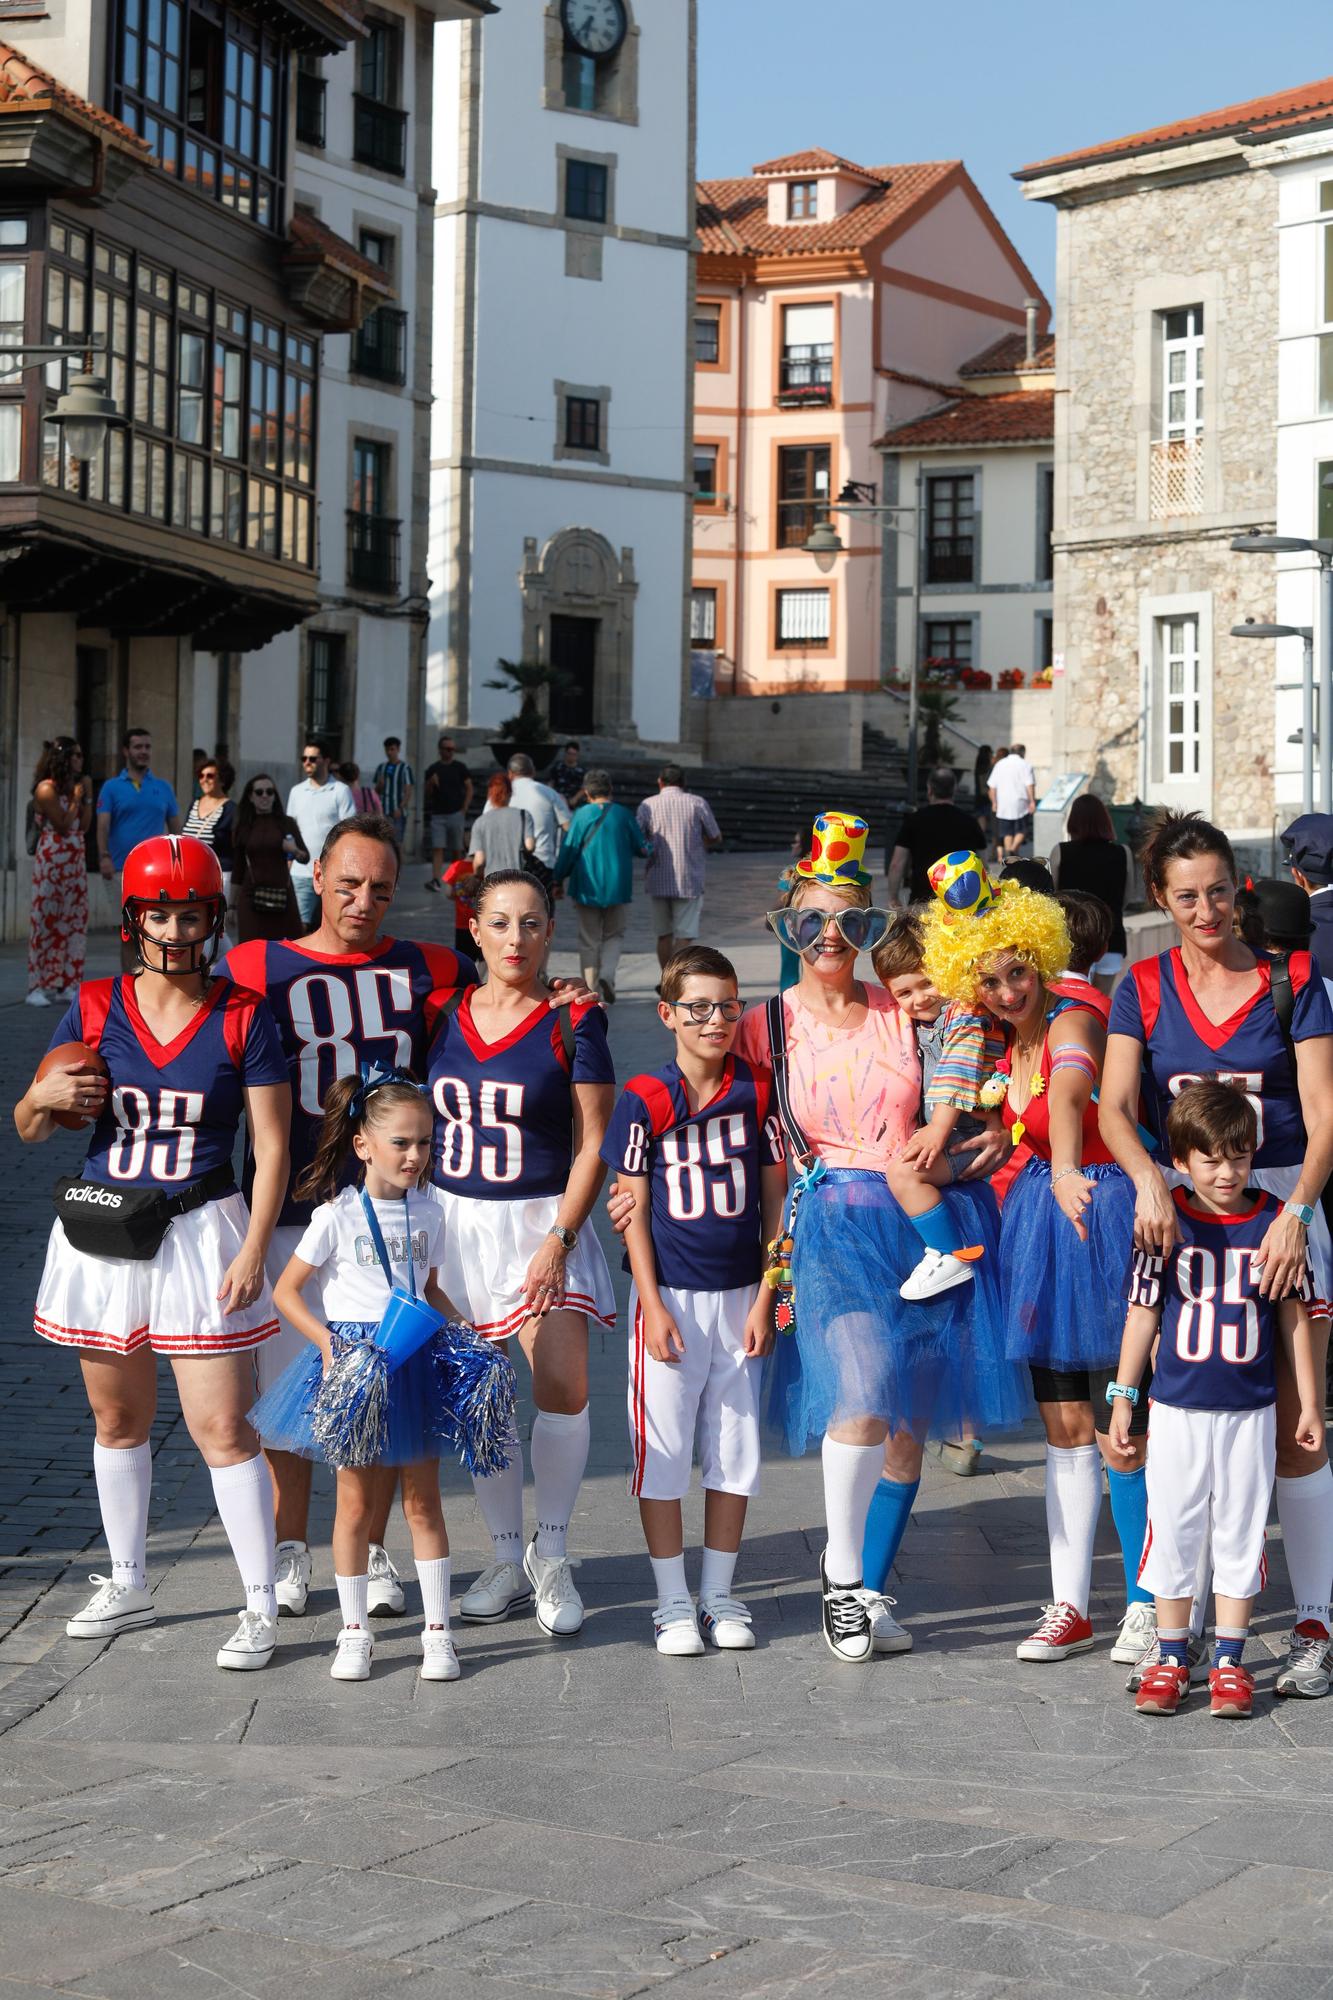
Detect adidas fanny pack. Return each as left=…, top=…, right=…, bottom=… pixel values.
left=53, top=1160, right=237, bottom=1260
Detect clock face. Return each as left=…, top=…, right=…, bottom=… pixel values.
left=561, top=0, right=627, bottom=58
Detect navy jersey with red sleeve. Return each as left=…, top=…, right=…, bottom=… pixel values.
left=216, top=935, right=474, bottom=1227
left=1127, top=1188, right=1311, bottom=1410
left=428, top=994, right=614, bottom=1201
left=1108, top=947, right=1333, bottom=1168
left=600, top=1056, right=786, bottom=1291
left=48, top=976, right=287, bottom=1191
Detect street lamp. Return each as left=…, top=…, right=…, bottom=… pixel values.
left=0, top=337, right=125, bottom=467
left=1232, top=529, right=1333, bottom=813
left=1231, top=617, right=1314, bottom=814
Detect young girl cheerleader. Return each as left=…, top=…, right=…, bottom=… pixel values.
left=250, top=1065, right=509, bottom=1683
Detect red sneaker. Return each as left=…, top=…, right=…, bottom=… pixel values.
left=1209, top=1661, right=1254, bottom=1719
left=1015, top=1601, right=1095, bottom=1661
left=1135, top=1659, right=1191, bottom=1715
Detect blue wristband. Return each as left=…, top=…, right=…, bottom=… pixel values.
left=1104, top=1380, right=1139, bottom=1408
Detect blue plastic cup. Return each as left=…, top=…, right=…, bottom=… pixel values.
left=374, top=1287, right=445, bottom=1371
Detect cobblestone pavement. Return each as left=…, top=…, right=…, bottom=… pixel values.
left=2, top=856, right=1333, bottom=1997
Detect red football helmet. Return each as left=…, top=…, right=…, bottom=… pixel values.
left=120, top=834, right=227, bottom=975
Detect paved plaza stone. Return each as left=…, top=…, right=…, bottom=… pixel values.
left=1, top=854, right=1332, bottom=1995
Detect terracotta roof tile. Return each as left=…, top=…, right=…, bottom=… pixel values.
left=877, top=390, right=1055, bottom=451
left=751, top=147, right=879, bottom=180
left=287, top=208, right=395, bottom=293
left=959, top=330, right=1055, bottom=376
left=697, top=158, right=960, bottom=259
left=1018, top=76, right=1333, bottom=178
left=0, top=42, right=148, bottom=151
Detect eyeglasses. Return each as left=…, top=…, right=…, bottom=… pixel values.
left=764, top=906, right=895, bottom=955
left=251, top=786, right=276, bottom=798
left=669, top=998, right=744, bottom=1023
left=301, top=754, right=319, bottom=765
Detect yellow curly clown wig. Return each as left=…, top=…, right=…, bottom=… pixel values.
left=921, top=869, right=1070, bottom=1009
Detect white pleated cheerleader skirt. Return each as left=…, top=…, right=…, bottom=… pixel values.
left=34, top=1191, right=279, bottom=1357
left=429, top=1186, right=617, bottom=1342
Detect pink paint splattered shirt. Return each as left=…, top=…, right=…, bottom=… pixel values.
left=734, top=986, right=921, bottom=1169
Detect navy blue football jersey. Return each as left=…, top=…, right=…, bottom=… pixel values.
left=1127, top=1188, right=1312, bottom=1410
left=428, top=993, right=614, bottom=1201
left=1109, top=947, right=1333, bottom=1169
left=217, top=936, right=474, bottom=1227
left=49, top=975, right=287, bottom=1191
left=600, top=1056, right=786, bottom=1291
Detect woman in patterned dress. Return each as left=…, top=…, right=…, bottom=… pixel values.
left=27, top=737, right=91, bottom=1006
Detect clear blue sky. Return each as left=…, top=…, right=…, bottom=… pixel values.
left=697, top=0, right=1333, bottom=300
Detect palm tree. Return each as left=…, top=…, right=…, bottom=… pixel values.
left=484, top=658, right=572, bottom=751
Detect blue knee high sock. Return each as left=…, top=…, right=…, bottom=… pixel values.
left=1105, top=1464, right=1152, bottom=1606
left=861, top=1476, right=921, bottom=1593
left=911, top=1203, right=966, bottom=1255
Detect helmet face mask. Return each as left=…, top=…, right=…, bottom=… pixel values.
left=124, top=898, right=226, bottom=976
left=119, top=835, right=226, bottom=977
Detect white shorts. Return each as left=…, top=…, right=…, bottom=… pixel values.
left=253, top=1222, right=309, bottom=1394
left=1140, top=1401, right=1275, bottom=1602
left=651, top=895, right=703, bottom=941
left=428, top=1185, right=617, bottom=1342
left=628, top=1283, right=762, bottom=1501
left=34, top=1192, right=278, bottom=1359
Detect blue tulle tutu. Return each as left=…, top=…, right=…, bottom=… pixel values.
left=999, top=1157, right=1136, bottom=1369
left=764, top=1168, right=1031, bottom=1455
left=248, top=1320, right=515, bottom=1471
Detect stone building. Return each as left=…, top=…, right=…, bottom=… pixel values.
left=1017, top=87, right=1313, bottom=836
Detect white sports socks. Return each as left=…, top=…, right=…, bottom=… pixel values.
left=336, top=1572, right=369, bottom=1629
left=650, top=1552, right=688, bottom=1606
left=471, top=1430, right=525, bottom=1564
left=1276, top=1463, right=1333, bottom=1629
left=417, top=1555, right=452, bottom=1630
left=209, top=1454, right=277, bottom=1621
left=821, top=1436, right=883, bottom=1585
left=700, top=1546, right=738, bottom=1603
left=93, top=1441, right=151, bottom=1592
left=531, top=1405, right=590, bottom=1558
left=1045, top=1443, right=1102, bottom=1615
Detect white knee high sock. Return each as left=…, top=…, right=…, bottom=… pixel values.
left=1277, top=1463, right=1333, bottom=1629
left=210, top=1455, right=277, bottom=1620
left=417, top=1555, right=452, bottom=1630
left=471, top=1430, right=525, bottom=1563
left=821, top=1437, right=884, bottom=1585
left=336, top=1573, right=369, bottom=1629
left=93, top=1442, right=152, bottom=1591
left=1046, top=1444, right=1101, bottom=1614
left=531, top=1406, right=590, bottom=1558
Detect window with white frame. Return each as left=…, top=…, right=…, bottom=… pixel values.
left=776, top=587, right=829, bottom=648
left=690, top=586, right=717, bottom=647
left=1158, top=614, right=1201, bottom=780
left=1161, top=307, right=1204, bottom=443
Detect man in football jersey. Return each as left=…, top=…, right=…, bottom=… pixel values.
left=600, top=946, right=787, bottom=1656
left=1110, top=1082, right=1324, bottom=1718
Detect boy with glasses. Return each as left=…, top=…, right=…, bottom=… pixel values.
left=601, top=946, right=787, bottom=1656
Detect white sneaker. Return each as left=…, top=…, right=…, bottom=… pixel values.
left=24, top=989, right=51, bottom=1006
left=698, top=1594, right=755, bottom=1651
left=867, top=1594, right=913, bottom=1655
left=420, top=1629, right=461, bottom=1681
left=524, top=1538, right=584, bottom=1637
left=900, top=1249, right=974, bottom=1302
left=216, top=1609, right=277, bottom=1671
left=1110, top=1600, right=1158, bottom=1665
left=367, top=1544, right=406, bottom=1616
left=274, top=1540, right=312, bottom=1616
left=1276, top=1622, right=1333, bottom=1699
left=458, top=1558, right=532, bottom=1623
left=1125, top=1631, right=1208, bottom=1692
left=654, top=1596, right=705, bottom=1656
left=65, top=1573, right=156, bottom=1639
left=330, top=1626, right=373, bottom=1680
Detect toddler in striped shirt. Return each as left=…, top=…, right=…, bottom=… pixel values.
left=874, top=911, right=1007, bottom=1302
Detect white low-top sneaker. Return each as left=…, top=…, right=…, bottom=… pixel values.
left=523, top=1539, right=584, bottom=1637
left=698, top=1594, right=755, bottom=1651
left=65, top=1574, right=156, bottom=1639
left=867, top=1594, right=913, bottom=1655
left=216, top=1609, right=277, bottom=1671
left=458, top=1559, right=532, bottom=1623
left=1110, top=1600, right=1158, bottom=1665
left=24, top=989, right=51, bottom=1007
left=1276, top=1621, right=1333, bottom=1699
left=420, top=1629, right=461, bottom=1681
left=274, top=1540, right=312, bottom=1617
left=900, top=1249, right=975, bottom=1302
left=1125, top=1631, right=1208, bottom=1692
left=654, top=1595, right=704, bottom=1656
left=330, top=1627, right=373, bottom=1681
left=367, top=1544, right=406, bottom=1616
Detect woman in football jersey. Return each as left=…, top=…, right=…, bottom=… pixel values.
left=14, top=835, right=292, bottom=1673
left=427, top=869, right=616, bottom=1639
left=1100, top=809, right=1333, bottom=1698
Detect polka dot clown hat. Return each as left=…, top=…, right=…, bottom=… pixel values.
left=795, top=811, right=871, bottom=888
left=927, top=849, right=999, bottom=920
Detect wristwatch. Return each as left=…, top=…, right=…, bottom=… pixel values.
left=1284, top=1200, right=1316, bottom=1228
left=1105, top=1381, right=1140, bottom=1407
left=547, top=1223, right=578, bottom=1251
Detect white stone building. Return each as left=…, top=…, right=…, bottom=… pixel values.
left=429, top=1, right=696, bottom=750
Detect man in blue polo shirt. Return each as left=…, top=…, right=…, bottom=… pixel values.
left=97, top=725, right=182, bottom=969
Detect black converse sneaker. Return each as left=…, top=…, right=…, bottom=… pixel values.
left=820, top=1552, right=873, bottom=1663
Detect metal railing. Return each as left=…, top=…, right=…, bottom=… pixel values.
left=351, top=307, right=407, bottom=385
left=352, top=94, right=408, bottom=176
left=925, top=537, right=975, bottom=584
left=777, top=343, right=833, bottom=405
left=347, top=510, right=400, bottom=591
left=1150, top=436, right=1204, bottom=518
